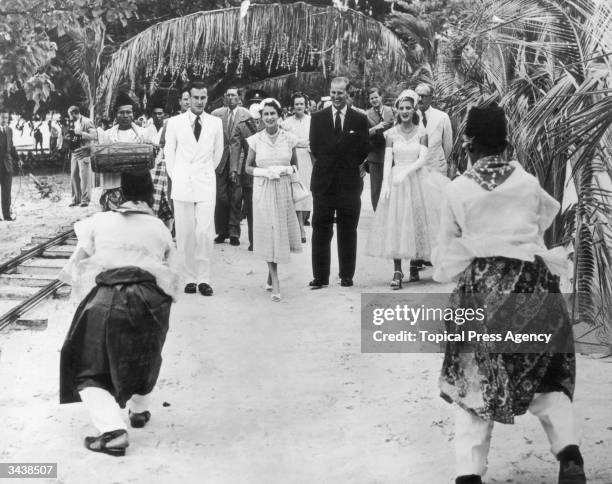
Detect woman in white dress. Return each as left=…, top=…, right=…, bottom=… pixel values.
left=245, top=98, right=302, bottom=301
left=366, top=90, right=448, bottom=287
left=281, top=92, right=313, bottom=242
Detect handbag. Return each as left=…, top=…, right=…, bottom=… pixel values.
left=289, top=169, right=309, bottom=203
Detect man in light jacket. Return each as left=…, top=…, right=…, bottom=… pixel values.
left=415, top=83, right=453, bottom=177
left=164, top=81, right=223, bottom=296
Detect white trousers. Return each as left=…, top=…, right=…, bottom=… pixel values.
left=455, top=392, right=577, bottom=477
left=79, top=387, right=150, bottom=434
left=173, top=200, right=215, bottom=284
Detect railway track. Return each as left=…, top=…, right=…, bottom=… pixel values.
left=0, top=228, right=76, bottom=331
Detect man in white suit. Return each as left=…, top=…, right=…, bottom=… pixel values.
left=415, top=83, right=453, bottom=177
left=164, top=81, right=223, bottom=296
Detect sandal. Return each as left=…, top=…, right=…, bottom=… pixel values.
left=390, top=271, right=403, bottom=290
left=129, top=410, right=151, bottom=429
left=84, top=429, right=129, bottom=457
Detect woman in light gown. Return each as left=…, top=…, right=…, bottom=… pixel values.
left=245, top=98, right=302, bottom=301
left=366, top=90, right=449, bottom=287
left=281, top=92, right=312, bottom=242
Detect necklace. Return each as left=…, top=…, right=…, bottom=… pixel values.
left=266, top=128, right=280, bottom=139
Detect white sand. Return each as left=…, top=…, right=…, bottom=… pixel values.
left=0, top=177, right=610, bottom=484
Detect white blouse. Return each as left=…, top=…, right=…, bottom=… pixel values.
left=60, top=208, right=179, bottom=300
left=433, top=162, right=567, bottom=281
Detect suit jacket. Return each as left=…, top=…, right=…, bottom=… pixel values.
left=211, top=106, right=250, bottom=174
left=0, top=127, right=19, bottom=173
left=163, top=111, right=223, bottom=203
left=366, top=105, right=394, bottom=164
left=309, top=106, right=369, bottom=198
left=421, top=106, right=453, bottom=175
left=229, top=117, right=265, bottom=188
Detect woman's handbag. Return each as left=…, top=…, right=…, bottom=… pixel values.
left=289, top=169, right=309, bottom=203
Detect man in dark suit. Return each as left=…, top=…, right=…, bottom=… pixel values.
left=0, top=111, right=20, bottom=221
left=212, top=87, right=251, bottom=246
left=365, top=87, right=394, bottom=210
left=309, top=77, right=369, bottom=288
left=229, top=90, right=267, bottom=252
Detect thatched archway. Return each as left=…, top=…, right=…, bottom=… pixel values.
left=97, top=2, right=412, bottom=114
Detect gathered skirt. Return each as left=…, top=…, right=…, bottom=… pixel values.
left=366, top=167, right=448, bottom=260
left=253, top=176, right=302, bottom=264
left=439, top=256, right=576, bottom=424
left=60, top=267, right=172, bottom=408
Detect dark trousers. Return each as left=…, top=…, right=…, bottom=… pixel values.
left=242, top=186, right=253, bottom=246
left=0, top=162, right=12, bottom=220
left=369, top=162, right=384, bottom=211
left=214, top=162, right=243, bottom=238
left=312, top=195, right=361, bottom=282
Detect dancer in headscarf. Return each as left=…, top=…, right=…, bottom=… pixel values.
left=59, top=172, right=178, bottom=456
left=434, top=104, right=584, bottom=484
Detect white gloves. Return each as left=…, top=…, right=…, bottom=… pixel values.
left=380, top=182, right=391, bottom=200
left=252, top=166, right=293, bottom=179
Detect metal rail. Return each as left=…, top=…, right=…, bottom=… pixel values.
left=0, top=229, right=74, bottom=275
left=0, top=229, right=75, bottom=331
left=0, top=280, right=65, bottom=331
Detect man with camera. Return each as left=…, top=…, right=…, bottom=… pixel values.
left=65, top=106, right=97, bottom=207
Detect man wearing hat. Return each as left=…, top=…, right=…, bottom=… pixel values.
left=211, top=88, right=251, bottom=246
left=228, top=89, right=267, bottom=251
left=65, top=105, right=97, bottom=207
left=97, top=92, right=153, bottom=211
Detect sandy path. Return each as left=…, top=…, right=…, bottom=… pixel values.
left=0, top=180, right=610, bottom=484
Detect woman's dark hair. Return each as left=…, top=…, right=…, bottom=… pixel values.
left=291, top=92, right=309, bottom=108
left=121, top=172, right=154, bottom=207
left=394, top=98, right=420, bottom=126
left=368, top=87, right=382, bottom=97
left=465, top=104, right=508, bottom=154
left=260, top=100, right=282, bottom=116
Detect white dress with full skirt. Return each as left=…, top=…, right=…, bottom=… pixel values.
left=366, top=126, right=449, bottom=260
left=247, top=130, right=302, bottom=264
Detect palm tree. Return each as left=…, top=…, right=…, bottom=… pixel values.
left=433, top=0, right=612, bottom=350
left=61, top=22, right=109, bottom=120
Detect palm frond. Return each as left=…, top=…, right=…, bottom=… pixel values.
left=97, top=2, right=412, bottom=114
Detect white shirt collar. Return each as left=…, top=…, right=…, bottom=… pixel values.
left=188, top=110, right=203, bottom=122
left=333, top=105, right=348, bottom=117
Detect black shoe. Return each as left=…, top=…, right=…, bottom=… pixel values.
left=214, top=234, right=228, bottom=244
left=198, top=283, right=213, bottom=296
left=80, top=201, right=89, bottom=207
left=229, top=236, right=240, bottom=246
left=248, top=244, right=253, bottom=251
left=309, top=279, right=328, bottom=290
left=455, top=476, right=482, bottom=484
left=84, top=429, right=128, bottom=457
left=557, top=445, right=586, bottom=484
left=3, top=216, right=14, bottom=222
left=184, top=283, right=197, bottom=294
left=129, top=410, right=151, bottom=429
left=69, top=202, right=79, bottom=207
left=340, top=278, right=353, bottom=287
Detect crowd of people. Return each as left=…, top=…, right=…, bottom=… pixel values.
left=50, top=76, right=586, bottom=484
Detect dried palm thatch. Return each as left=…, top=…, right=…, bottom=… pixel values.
left=98, top=2, right=411, bottom=114
left=239, top=71, right=327, bottom=104
left=434, top=0, right=612, bottom=346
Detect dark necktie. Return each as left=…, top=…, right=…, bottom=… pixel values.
left=194, top=115, right=201, bottom=141
left=334, top=110, right=342, bottom=135
left=421, top=109, right=428, bottom=127
left=228, top=110, right=235, bottom=134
